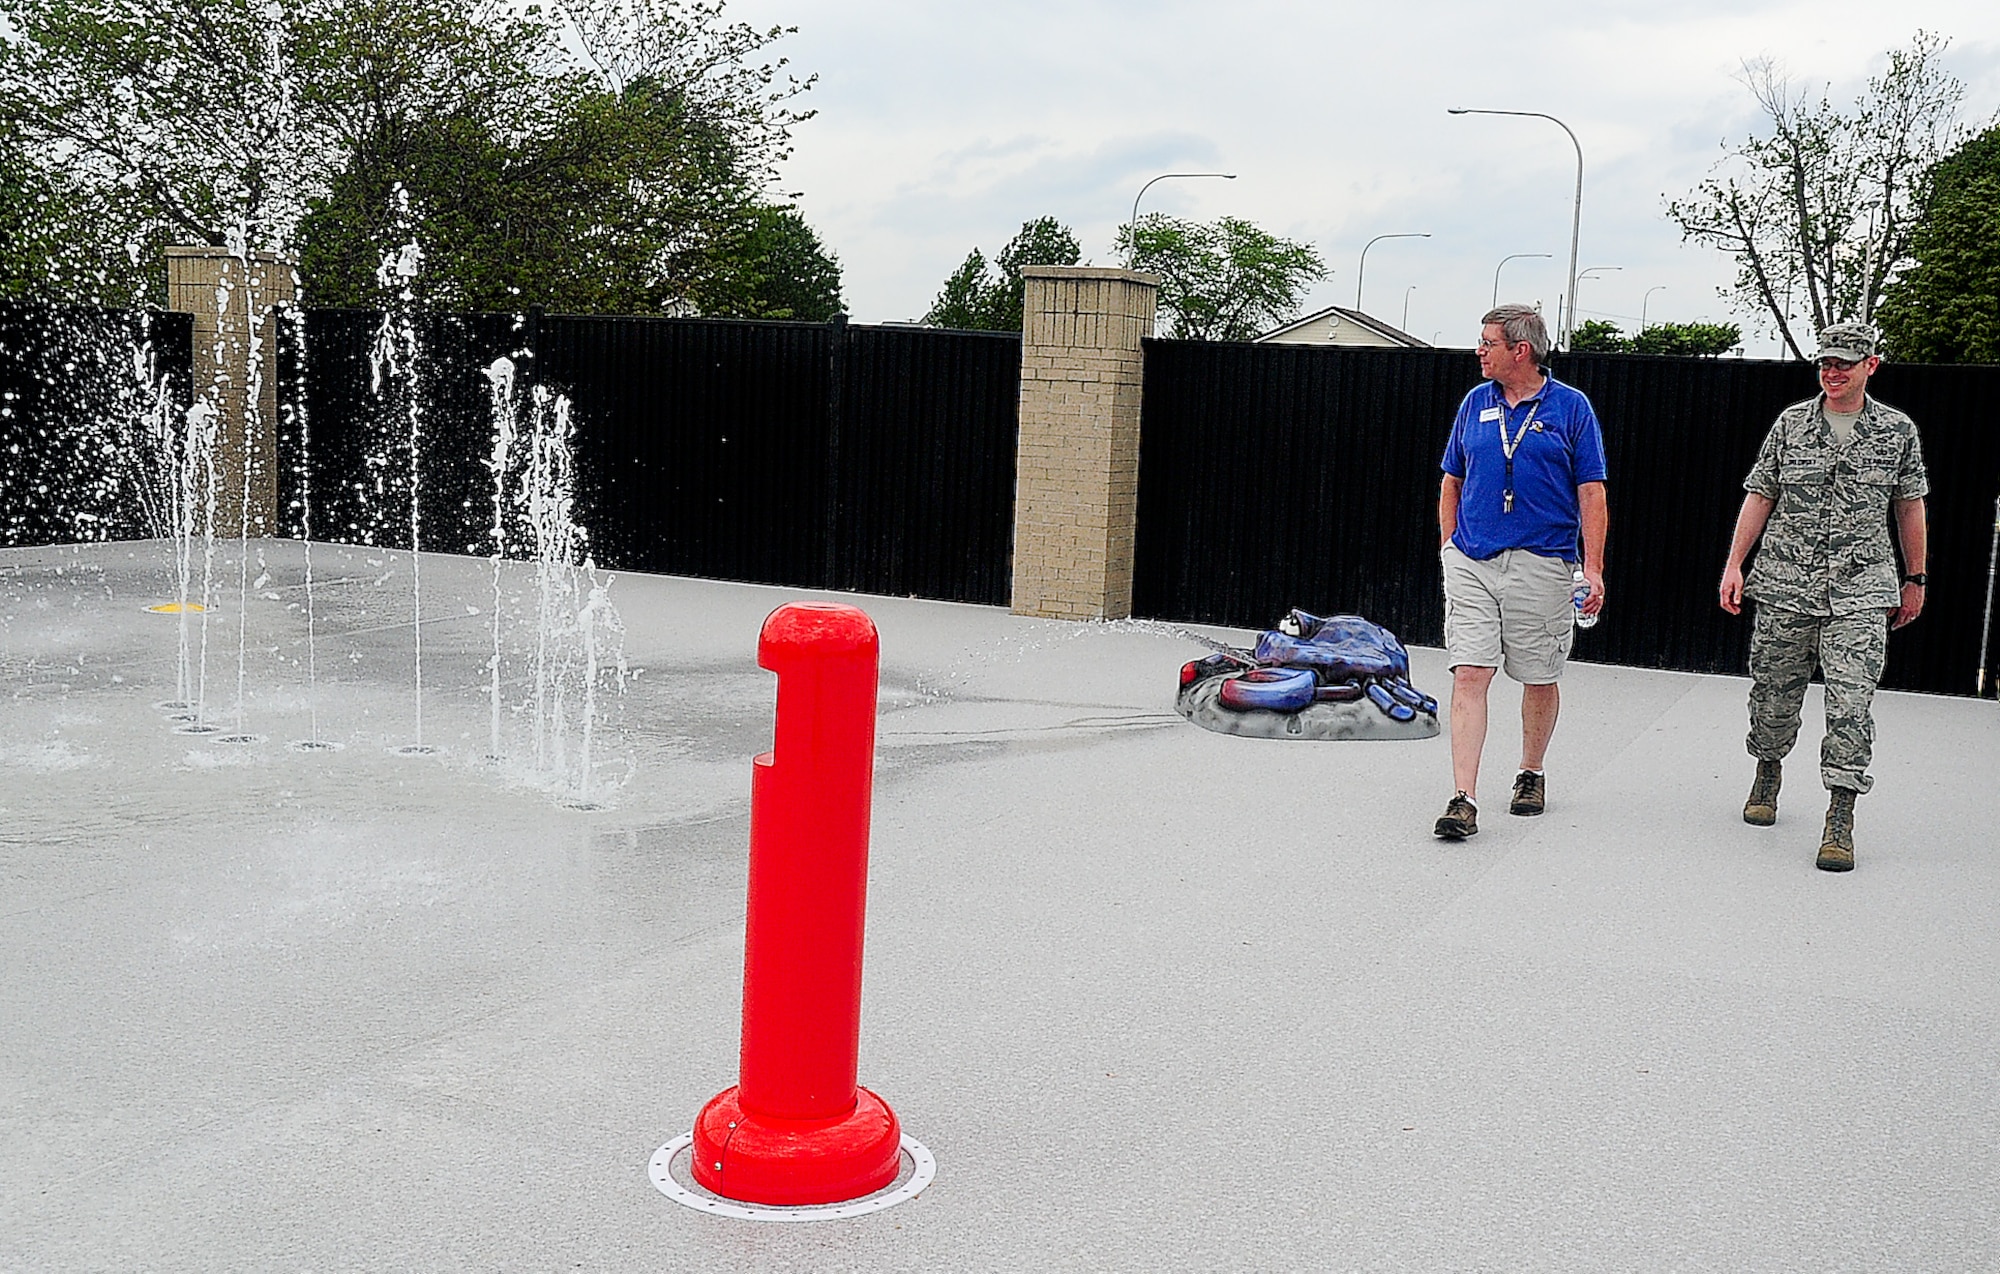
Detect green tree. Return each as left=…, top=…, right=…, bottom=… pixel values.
left=0, top=0, right=510, bottom=302
left=1666, top=32, right=1971, bottom=358
left=696, top=203, right=844, bottom=321
left=1569, top=319, right=1744, bottom=356
left=990, top=216, right=1080, bottom=329
left=1568, top=319, right=1630, bottom=352
left=1875, top=125, right=2000, bottom=362
left=924, top=249, right=997, bottom=330
left=1630, top=321, right=1743, bottom=356
left=1116, top=213, right=1324, bottom=341
left=923, top=216, right=1081, bottom=330
left=0, top=115, right=55, bottom=300
left=294, top=72, right=795, bottom=313
left=0, top=0, right=821, bottom=312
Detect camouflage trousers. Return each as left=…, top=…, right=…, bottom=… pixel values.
left=1746, top=603, right=1889, bottom=794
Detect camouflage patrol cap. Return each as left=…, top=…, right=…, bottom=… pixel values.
left=1815, top=322, right=1881, bottom=362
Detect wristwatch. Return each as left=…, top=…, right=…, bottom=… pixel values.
left=1903, top=573, right=1928, bottom=586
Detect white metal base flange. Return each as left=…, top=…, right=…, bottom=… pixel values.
left=649, top=1132, right=934, bottom=1222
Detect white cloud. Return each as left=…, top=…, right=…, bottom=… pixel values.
left=733, top=0, right=2000, bottom=350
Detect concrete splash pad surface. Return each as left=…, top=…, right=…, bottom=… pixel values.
left=4, top=540, right=1996, bottom=1270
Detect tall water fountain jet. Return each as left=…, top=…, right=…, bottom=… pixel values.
left=370, top=187, right=436, bottom=756
left=221, top=226, right=272, bottom=745
left=178, top=262, right=238, bottom=737
left=570, top=573, right=626, bottom=808
left=252, top=48, right=334, bottom=753
left=483, top=355, right=521, bottom=760
left=128, top=332, right=204, bottom=714
left=527, top=387, right=581, bottom=777
left=157, top=0, right=303, bottom=739
left=481, top=354, right=628, bottom=805
left=169, top=397, right=224, bottom=732
left=279, top=304, right=336, bottom=751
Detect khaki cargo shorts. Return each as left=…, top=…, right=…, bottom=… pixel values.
left=1441, top=544, right=1577, bottom=684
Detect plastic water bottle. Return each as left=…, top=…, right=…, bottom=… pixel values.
left=1572, top=569, right=1599, bottom=629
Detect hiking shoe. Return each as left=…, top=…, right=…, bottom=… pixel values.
left=1816, top=788, right=1857, bottom=872
left=1433, top=792, right=1479, bottom=840
left=1743, top=759, right=1781, bottom=826
left=1509, top=770, right=1545, bottom=816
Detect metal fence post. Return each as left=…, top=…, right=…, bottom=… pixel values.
left=824, top=313, right=849, bottom=590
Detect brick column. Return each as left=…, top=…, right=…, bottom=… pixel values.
left=1011, top=266, right=1159, bottom=620
left=166, top=247, right=296, bottom=536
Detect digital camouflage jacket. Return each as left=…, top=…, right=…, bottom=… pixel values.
left=1743, top=394, right=1929, bottom=616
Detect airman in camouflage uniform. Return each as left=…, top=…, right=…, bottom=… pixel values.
left=1719, top=322, right=1929, bottom=872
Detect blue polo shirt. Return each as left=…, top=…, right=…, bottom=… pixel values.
left=1442, top=374, right=1607, bottom=561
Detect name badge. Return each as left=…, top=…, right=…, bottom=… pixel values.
left=1479, top=407, right=1502, bottom=422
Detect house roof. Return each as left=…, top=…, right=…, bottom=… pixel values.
left=1256, top=305, right=1431, bottom=347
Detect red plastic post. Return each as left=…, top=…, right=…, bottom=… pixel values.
left=691, top=602, right=902, bottom=1206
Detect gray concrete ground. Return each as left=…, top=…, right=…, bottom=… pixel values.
left=4, top=539, right=1996, bottom=1272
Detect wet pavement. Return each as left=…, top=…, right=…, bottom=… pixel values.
left=4, top=539, right=1996, bottom=1270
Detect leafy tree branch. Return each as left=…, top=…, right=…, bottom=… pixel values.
left=1666, top=32, right=1971, bottom=358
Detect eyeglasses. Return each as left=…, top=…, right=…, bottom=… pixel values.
left=1817, top=357, right=1864, bottom=371
left=1477, top=338, right=1513, bottom=351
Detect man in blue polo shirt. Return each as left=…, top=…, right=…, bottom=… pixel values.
left=1432, top=304, right=1608, bottom=839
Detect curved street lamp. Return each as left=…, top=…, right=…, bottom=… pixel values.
left=1642, top=285, right=1667, bottom=330
left=1449, top=108, right=1583, bottom=348
left=1493, top=252, right=1553, bottom=307
left=1127, top=172, right=1236, bottom=268
left=1356, top=232, right=1429, bottom=313
left=1573, top=265, right=1621, bottom=329
left=1402, top=284, right=1418, bottom=333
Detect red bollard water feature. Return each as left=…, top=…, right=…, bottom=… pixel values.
left=691, top=602, right=903, bottom=1206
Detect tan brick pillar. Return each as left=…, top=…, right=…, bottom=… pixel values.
left=1011, top=266, right=1159, bottom=620
left=165, top=247, right=296, bottom=536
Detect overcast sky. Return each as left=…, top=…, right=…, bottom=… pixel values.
left=726, top=0, right=2000, bottom=355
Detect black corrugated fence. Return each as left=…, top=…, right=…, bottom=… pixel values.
left=0, top=303, right=193, bottom=545
left=277, top=308, right=522, bottom=554
left=1133, top=341, right=2000, bottom=697
left=276, top=312, right=1023, bottom=606
left=8, top=298, right=1996, bottom=696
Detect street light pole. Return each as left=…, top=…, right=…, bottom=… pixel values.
left=1493, top=252, right=1553, bottom=307
left=1402, top=285, right=1417, bottom=333
left=1449, top=108, right=1583, bottom=349
left=1574, top=265, right=1621, bottom=331
left=1356, top=232, right=1429, bottom=313
left=1642, top=285, right=1666, bottom=330
left=1127, top=172, right=1236, bottom=269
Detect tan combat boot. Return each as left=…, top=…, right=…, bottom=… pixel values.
left=1816, top=788, right=1857, bottom=872
left=1743, top=759, right=1781, bottom=826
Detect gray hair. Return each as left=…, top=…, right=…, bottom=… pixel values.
left=1481, top=304, right=1550, bottom=364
